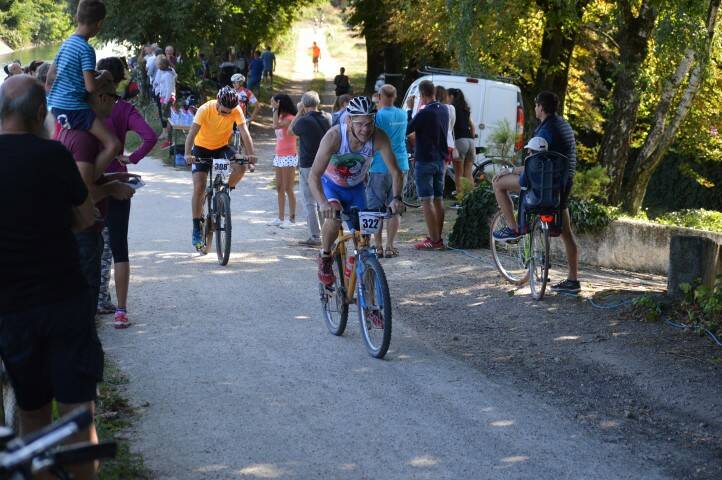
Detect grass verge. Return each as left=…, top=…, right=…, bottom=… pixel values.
left=96, top=361, right=150, bottom=479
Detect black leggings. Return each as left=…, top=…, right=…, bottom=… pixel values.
left=106, top=198, right=131, bottom=263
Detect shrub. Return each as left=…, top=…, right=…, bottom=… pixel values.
left=448, top=182, right=498, bottom=249
left=652, top=209, right=722, bottom=233
left=571, top=165, right=611, bottom=201
left=568, top=198, right=619, bottom=234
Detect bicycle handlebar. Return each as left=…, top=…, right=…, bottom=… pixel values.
left=191, top=155, right=254, bottom=165
left=0, top=408, right=91, bottom=472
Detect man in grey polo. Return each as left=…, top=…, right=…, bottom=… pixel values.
left=290, top=91, right=331, bottom=246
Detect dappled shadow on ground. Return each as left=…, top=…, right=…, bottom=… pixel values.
left=383, top=245, right=722, bottom=479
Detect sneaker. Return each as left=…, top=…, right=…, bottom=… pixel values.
left=298, top=237, right=322, bottom=247
left=192, top=226, right=203, bottom=250
left=113, top=310, right=131, bottom=329
left=159, top=140, right=172, bottom=149
left=267, top=218, right=283, bottom=227
left=415, top=237, right=445, bottom=250
left=97, top=301, right=116, bottom=315
left=317, top=253, right=335, bottom=286
left=279, top=219, right=295, bottom=229
left=450, top=203, right=462, bottom=210
left=551, top=279, right=581, bottom=294
left=493, top=226, right=522, bottom=242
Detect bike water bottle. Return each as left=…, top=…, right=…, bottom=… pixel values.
left=344, top=255, right=355, bottom=280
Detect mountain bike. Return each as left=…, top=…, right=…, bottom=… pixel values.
left=319, top=207, right=401, bottom=359
left=0, top=408, right=116, bottom=479
left=193, top=155, right=252, bottom=265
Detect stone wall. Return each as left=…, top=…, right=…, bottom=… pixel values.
left=549, top=219, right=722, bottom=275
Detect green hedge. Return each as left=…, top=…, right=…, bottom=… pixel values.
left=448, top=183, right=498, bottom=249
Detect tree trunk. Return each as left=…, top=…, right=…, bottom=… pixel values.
left=532, top=0, right=590, bottom=115
left=364, top=36, right=385, bottom=94
left=598, top=0, right=657, bottom=204
left=623, top=0, right=720, bottom=213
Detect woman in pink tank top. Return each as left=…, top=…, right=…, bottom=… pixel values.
left=269, top=93, right=298, bottom=228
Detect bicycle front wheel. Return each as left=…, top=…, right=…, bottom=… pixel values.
left=357, top=253, right=392, bottom=359
left=529, top=219, right=550, bottom=300
left=320, top=251, right=348, bottom=335
left=489, top=210, right=529, bottom=285
left=215, top=191, right=232, bottom=265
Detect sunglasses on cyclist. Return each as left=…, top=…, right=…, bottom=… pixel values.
left=351, top=120, right=375, bottom=129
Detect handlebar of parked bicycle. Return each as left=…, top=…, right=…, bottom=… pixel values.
left=0, top=407, right=116, bottom=477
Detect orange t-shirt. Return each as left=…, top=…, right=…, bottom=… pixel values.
left=312, top=46, right=320, bottom=58
left=275, top=114, right=297, bottom=156
left=193, top=100, right=245, bottom=150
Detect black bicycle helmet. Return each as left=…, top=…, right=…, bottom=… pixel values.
left=346, top=96, right=377, bottom=116
left=217, top=86, right=239, bottom=109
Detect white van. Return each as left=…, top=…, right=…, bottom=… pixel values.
left=402, top=70, right=525, bottom=158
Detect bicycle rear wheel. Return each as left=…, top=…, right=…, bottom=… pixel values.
left=403, top=158, right=417, bottom=202
left=489, top=210, right=529, bottom=285
left=529, top=219, right=550, bottom=300
left=320, top=251, right=348, bottom=335
left=357, top=253, right=392, bottom=359
left=215, top=191, right=232, bottom=265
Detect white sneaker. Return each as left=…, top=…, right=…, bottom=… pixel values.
left=267, top=218, right=283, bottom=227
left=280, top=219, right=295, bottom=229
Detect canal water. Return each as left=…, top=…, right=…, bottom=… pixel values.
left=0, top=41, right=130, bottom=81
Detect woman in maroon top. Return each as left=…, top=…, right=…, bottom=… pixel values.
left=96, top=57, right=158, bottom=329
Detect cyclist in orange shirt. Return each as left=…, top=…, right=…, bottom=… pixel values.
left=311, top=42, right=321, bottom=72
left=184, top=86, right=256, bottom=250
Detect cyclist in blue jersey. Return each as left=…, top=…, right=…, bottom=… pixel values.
left=309, top=96, right=405, bottom=285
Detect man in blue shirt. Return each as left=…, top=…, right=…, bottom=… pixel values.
left=406, top=80, right=449, bottom=250
left=261, top=46, right=276, bottom=87
left=492, top=91, right=580, bottom=293
left=367, top=84, right=408, bottom=257
left=247, top=51, right=264, bottom=93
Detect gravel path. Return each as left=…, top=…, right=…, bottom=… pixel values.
left=97, top=23, right=722, bottom=480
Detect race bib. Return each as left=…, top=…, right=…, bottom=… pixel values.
left=359, top=211, right=384, bottom=235
left=213, top=158, right=231, bottom=181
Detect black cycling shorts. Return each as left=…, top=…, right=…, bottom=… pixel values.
left=106, top=198, right=131, bottom=263
left=0, top=289, right=104, bottom=410
left=191, top=145, right=236, bottom=174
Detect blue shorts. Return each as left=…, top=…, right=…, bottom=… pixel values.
left=52, top=107, right=96, bottom=131
left=191, top=145, right=236, bottom=174
left=415, top=160, right=444, bottom=200
left=322, top=175, right=366, bottom=214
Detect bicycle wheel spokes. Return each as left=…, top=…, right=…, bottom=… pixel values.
left=215, top=191, right=232, bottom=265
left=201, top=202, right=213, bottom=256
left=529, top=219, right=550, bottom=300
left=321, top=252, right=348, bottom=336
left=489, top=211, right=529, bottom=285
left=358, top=254, right=392, bottom=358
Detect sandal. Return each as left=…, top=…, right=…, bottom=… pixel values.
left=384, top=247, right=399, bottom=258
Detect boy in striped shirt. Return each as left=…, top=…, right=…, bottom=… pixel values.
left=45, top=0, right=121, bottom=168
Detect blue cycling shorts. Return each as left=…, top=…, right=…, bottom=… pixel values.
left=322, top=175, right=367, bottom=214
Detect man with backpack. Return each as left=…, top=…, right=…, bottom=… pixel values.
left=290, top=91, right=332, bottom=246
left=491, top=91, right=580, bottom=293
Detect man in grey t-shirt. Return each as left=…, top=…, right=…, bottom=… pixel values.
left=290, top=90, right=331, bottom=246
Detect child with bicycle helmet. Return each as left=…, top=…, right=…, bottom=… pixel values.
left=231, top=73, right=259, bottom=122
left=184, top=86, right=256, bottom=250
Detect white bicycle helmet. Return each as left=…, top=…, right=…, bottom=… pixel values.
left=523, top=136, right=549, bottom=152
left=231, top=73, right=245, bottom=83
left=346, top=96, right=377, bottom=116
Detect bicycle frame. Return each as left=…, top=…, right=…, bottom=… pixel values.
left=333, top=225, right=373, bottom=304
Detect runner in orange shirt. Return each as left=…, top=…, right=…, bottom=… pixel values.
left=311, top=42, right=321, bottom=73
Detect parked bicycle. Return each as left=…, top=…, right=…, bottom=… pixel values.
left=0, top=408, right=116, bottom=479
left=319, top=206, right=411, bottom=358
left=489, top=151, right=569, bottom=300
left=192, top=154, right=252, bottom=265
